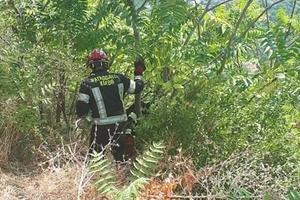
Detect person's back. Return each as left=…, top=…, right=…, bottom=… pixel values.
left=81, top=70, right=132, bottom=124
left=76, top=49, right=145, bottom=161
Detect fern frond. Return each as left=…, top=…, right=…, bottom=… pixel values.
left=130, top=140, right=165, bottom=179
left=116, top=178, right=149, bottom=200
left=88, top=152, right=118, bottom=196
left=89, top=141, right=165, bottom=199
left=152, top=0, right=188, bottom=31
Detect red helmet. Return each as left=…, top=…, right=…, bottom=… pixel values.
left=87, top=49, right=108, bottom=66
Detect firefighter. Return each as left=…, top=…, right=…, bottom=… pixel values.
left=76, top=49, right=145, bottom=161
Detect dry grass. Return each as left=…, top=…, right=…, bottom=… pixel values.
left=0, top=118, right=132, bottom=200
left=140, top=149, right=300, bottom=200
left=0, top=165, right=96, bottom=200
left=0, top=124, right=16, bottom=165
left=0, top=139, right=299, bottom=200
left=0, top=99, right=19, bottom=165
left=0, top=141, right=99, bottom=200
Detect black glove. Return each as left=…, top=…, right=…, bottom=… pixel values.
left=134, top=57, right=146, bottom=76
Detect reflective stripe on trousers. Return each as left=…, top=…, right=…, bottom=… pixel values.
left=93, top=114, right=127, bottom=125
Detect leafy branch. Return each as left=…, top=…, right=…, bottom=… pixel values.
left=184, top=0, right=233, bottom=46
left=239, top=0, right=285, bottom=40
left=216, top=0, right=285, bottom=74
left=217, top=0, right=254, bottom=74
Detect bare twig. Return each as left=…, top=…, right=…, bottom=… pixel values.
left=0, top=36, right=11, bottom=46
left=136, top=0, right=148, bottom=13
left=285, top=0, right=297, bottom=41
left=262, top=0, right=270, bottom=29
left=184, top=0, right=234, bottom=46
left=193, top=0, right=201, bottom=40
left=286, top=36, right=300, bottom=48
left=53, top=87, right=69, bottom=127
left=184, top=0, right=212, bottom=46
left=184, top=0, right=233, bottom=46
left=68, top=82, right=79, bottom=116
left=76, top=150, right=92, bottom=200
left=206, top=0, right=233, bottom=12
left=128, top=0, right=141, bottom=46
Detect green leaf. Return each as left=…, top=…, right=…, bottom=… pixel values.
left=287, top=189, right=300, bottom=200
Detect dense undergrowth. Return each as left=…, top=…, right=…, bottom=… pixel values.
left=0, top=0, right=300, bottom=199
left=1, top=140, right=299, bottom=199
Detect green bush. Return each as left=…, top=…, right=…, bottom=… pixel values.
left=137, top=67, right=300, bottom=167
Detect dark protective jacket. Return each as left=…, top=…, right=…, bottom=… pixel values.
left=76, top=69, right=144, bottom=125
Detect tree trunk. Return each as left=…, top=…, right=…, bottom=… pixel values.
left=55, top=69, right=66, bottom=123
left=128, top=0, right=142, bottom=118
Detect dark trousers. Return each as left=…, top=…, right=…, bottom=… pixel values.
left=89, top=123, right=136, bottom=162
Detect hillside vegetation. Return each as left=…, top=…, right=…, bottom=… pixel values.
left=0, top=0, right=299, bottom=199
